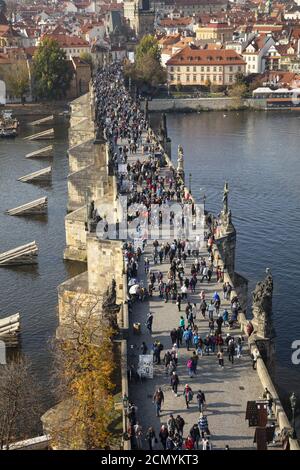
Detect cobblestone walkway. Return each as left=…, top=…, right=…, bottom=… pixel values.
left=124, top=135, right=264, bottom=450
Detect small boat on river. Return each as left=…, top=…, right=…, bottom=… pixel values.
left=0, top=110, right=19, bottom=138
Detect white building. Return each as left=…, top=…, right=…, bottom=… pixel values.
left=242, top=35, right=275, bottom=75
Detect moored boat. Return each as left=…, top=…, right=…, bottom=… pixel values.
left=0, top=110, right=19, bottom=138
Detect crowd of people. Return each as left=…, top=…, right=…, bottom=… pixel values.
left=93, top=64, right=250, bottom=451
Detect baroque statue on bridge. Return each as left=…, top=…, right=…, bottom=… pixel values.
left=102, top=279, right=121, bottom=331
left=252, top=271, right=274, bottom=338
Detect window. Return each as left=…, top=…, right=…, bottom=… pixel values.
left=170, top=66, right=174, bottom=72
left=229, top=66, right=233, bottom=72
left=213, top=66, right=217, bottom=72
left=200, top=74, right=205, bottom=82
left=219, top=75, right=222, bottom=82
left=201, top=66, right=204, bottom=72
left=213, top=75, right=217, bottom=82
left=193, top=66, right=196, bottom=72
left=186, top=75, right=190, bottom=82
left=186, top=66, right=190, bottom=72
left=170, top=74, right=174, bottom=81
left=177, top=66, right=180, bottom=72
left=206, top=66, right=210, bottom=72
left=193, top=75, right=197, bottom=82
left=238, top=66, right=241, bottom=71
left=229, top=75, right=233, bottom=82
left=177, top=75, right=181, bottom=81
left=219, top=67, right=222, bottom=72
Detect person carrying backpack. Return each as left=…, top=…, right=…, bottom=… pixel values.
left=196, top=390, right=206, bottom=413
left=175, top=415, right=185, bottom=436
left=167, top=414, right=176, bottom=434
left=187, top=357, right=194, bottom=378
left=184, top=384, right=193, bottom=409
left=198, top=413, right=210, bottom=438
left=153, top=387, right=164, bottom=417
left=171, top=371, right=179, bottom=396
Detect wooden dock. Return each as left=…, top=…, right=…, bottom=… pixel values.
left=0, top=241, right=38, bottom=266
left=18, top=166, right=52, bottom=183
left=24, top=128, right=54, bottom=141
left=0, top=313, right=20, bottom=347
left=29, top=115, right=54, bottom=126
left=6, top=197, right=48, bottom=216
left=25, top=145, right=53, bottom=159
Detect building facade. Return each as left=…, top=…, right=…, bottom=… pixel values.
left=166, top=46, right=246, bottom=86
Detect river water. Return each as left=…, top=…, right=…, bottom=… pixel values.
left=0, top=115, right=85, bottom=406
left=165, top=110, right=300, bottom=414
left=0, top=110, right=299, bottom=425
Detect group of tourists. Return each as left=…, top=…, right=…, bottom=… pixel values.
left=94, top=64, right=246, bottom=451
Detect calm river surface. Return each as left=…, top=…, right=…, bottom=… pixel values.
left=0, top=110, right=299, bottom=422
left=165, top=110, right=300, bottom=409
left=0, top=115, right=85, bottom=406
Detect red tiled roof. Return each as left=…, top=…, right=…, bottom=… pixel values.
left=41, top=34, right=89, bottom=47
left=166, top=46, right=245, bottom=66
left=159, top=17, right=193, bottom=27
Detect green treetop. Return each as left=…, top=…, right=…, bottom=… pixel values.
left=32, top=38, right=73, bottom=100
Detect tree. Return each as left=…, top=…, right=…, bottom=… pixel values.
left=0, top=357, right=42, bottom=450
left=125, top=35, right=166, bottom=91
left=135, top=34, right=161, bottom=66
left=229, top=82, right=248, bottom=99
left=3, top=60, right=30, bottom=103
left=32, top=38, right=73, bottom=100
left=51, top=296, right=118, bottom=449
left=136, top=53, right=167, bottom=88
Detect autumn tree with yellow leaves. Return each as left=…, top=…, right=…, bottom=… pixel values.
left=51, top=296, right=118, bottom=449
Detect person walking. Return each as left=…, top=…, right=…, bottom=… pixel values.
left=145, top=426, right=157, bottom=451
left=140, top=341, right=148, bottom=355
left=196, top=390, right=206, bottom=413
left=167, top=414, right=176, bottom=435
left=228, top=338, right=235, bottom=364
left=202, top=437, right=211, bottom=450
left=184, top=384, right=193, bottom=409
left=133, top=422, right=143, bottom=449
left=159, top=425, right=169, bottom=450
left=146, top=312, right=153, bottom=334
left=175, top=415, right=185, bottom=436
left=183, top=328, right=192, bottom=351
left=236, top=335, right=243, bottom=358
left=176, top=294, right=182, bottom=312
left=198, top=413, right=210, bottom=438
left=153, top=387, right=164, bottom=417
left=190, top=424, right=201, bottom=449
left=170, top=328, right=177, bottom=346
left=184, top=435, right=195, bottom=450
left=217, top=348, right=224, bottom=368
left=171, top=371, right=179, bottom=396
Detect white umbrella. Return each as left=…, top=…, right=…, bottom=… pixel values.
left=128, top=278, right=138, bottom=286
left=129, top=284, right=140, bottom=295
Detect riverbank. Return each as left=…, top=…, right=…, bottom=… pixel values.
left=1, top=102, right=69, bottom=117
left=147, top=97, right=295, bottom=112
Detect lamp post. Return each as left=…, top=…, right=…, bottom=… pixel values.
left=290, top=392, right=297, bottom=439
left=189, top=173, right=192, bottom=194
